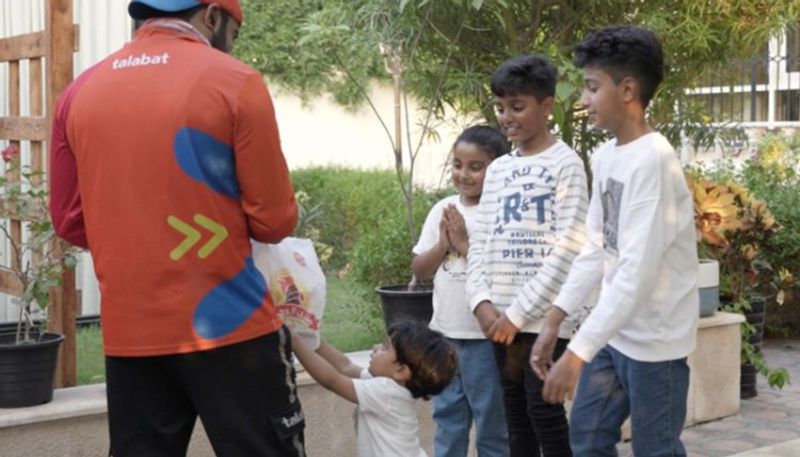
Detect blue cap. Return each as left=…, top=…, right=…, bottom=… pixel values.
left=129, top=0, right=244, bottom=24
left=129, top=0, right=201, bottom=19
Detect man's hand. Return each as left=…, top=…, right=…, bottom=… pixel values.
left=542, top=349, right=584, bottom=404
left=488, top=313, right=519, bottom=345
left=474, top=301, right=501, bottom=337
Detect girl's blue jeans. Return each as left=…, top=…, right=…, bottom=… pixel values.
left=569, top=344, right=690, bottom=457
left=433, top=338, right=509, bottom=457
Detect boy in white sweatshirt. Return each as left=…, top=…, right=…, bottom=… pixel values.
left=531, top=26, right=699, bottom=457
left=466, top=54, right=589, bottom=457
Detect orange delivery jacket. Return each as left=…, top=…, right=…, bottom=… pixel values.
left=49, top=21, right=297, bottom=356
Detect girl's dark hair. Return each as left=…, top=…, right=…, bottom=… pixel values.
left=490, top=54, right=558, bottom=101
left=574, top=25, right=664, bottom=107
left=453, top=125, right=509, bottom=160
left=388, top=321, right=457, bottom=400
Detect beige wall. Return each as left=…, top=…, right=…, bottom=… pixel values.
left=271, top=81, right=476, bottom=189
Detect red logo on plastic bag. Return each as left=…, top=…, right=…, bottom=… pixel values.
left=276, top=304, right=320, bottom=331
left=293, top=250, right=306, bottom=267
left=273, top=272, right=319, bottom=330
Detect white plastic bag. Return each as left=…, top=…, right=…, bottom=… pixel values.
left=253, top=237, right=326, bottom=350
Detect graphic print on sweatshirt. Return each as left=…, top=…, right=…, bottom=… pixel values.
left=491, top=164, right=556, bottom=287
left=602, top=178, right=624, bottom=254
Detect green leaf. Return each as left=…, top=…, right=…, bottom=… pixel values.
left=471, top=0, right=484, bottom=10
left=556, top=81, right=575, bottom=103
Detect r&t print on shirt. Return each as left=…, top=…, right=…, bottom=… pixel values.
left=492, top=164, right=556, bottom=285
left=602, top=178, right=624, bottom=254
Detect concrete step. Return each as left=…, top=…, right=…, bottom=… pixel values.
left=728, top=438, right=800, bottom=456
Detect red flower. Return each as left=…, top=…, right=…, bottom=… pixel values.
left=2, top=145, right=17, bottom=163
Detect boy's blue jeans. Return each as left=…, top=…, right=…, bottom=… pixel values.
left=569, top=345, right=690, bottom=457
left=433, top=339, right=508, bottom=457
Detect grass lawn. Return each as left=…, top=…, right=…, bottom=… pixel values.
left=76, top=325, right=105, bottom=385
left=77, top=274, right=385, bottom=385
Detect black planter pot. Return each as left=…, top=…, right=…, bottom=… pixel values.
left=375, top=284, right=433, bottom=329
left=740, top=362, right=758, bottom=400
left=741, top=295, right=766, bottom=399
left=0, top=331, right=64, bottom=408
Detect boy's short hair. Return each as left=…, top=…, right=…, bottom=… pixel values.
left=490, top=55, right=557, bottom=102
left=574, top=25, right=664, bottom=108
left=453, top=125, right=510, bottom=160
left=388, top=321, right=457, bottom=400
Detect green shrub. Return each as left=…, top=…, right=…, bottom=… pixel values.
left=291, top=167, right=450, bottom=286
left=708, top=132, right=800, bottom=338
left=738, top=136, right=800, bottom=337
left=291, top=168, right=406, bottom=271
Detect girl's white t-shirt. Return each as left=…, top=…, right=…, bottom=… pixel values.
left=413, top=194, right=484, bottom=339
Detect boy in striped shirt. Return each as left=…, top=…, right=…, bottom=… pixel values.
left=466, top=54, right=589, bottom=457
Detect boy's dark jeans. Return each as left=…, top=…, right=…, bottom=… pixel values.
left=493, top=333, right=572, bottom=457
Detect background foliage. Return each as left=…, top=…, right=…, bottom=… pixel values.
left=291, top=168, right=449, bottom=285
left=236, top=0, right=799, bottom=162
left=697, top=133, right=800, bottom=339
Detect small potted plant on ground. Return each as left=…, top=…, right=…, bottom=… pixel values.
left=0, top=145, right=78, bottom=407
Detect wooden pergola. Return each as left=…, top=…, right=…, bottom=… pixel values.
left=0, top=0, right=80, bottom=387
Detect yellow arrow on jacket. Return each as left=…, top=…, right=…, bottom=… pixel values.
left=167, top=214, right=229, bottom=261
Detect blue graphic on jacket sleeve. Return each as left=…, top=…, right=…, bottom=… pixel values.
left=174, top=127, right=240, bottom=198
left=193, top=256, right=268, bottom=339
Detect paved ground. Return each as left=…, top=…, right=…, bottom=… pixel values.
left=617, top=339, right=800, bottom=457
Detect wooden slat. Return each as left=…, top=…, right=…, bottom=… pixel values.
left=7, top=60, right=21, bottom=273
left=0, top=25, right=79, bottom=63
left=49, top=242, right=77, bottom=388
left=30, top=58, right=43, bottom=118
left=30, top=57, right=44, bottom=189
left=47, top=0, right=77, bottom=389
left=0, top=117, right=48, bottom=141
left=0, top=270, right=23, bottom=296
left=9, top=60, right=19, bottom=115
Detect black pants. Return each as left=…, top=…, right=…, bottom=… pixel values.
left=106, top=327, right=305, bottom=457
left=493, top=333, right=572, bottom=457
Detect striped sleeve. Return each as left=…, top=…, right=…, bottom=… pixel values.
left=466, top=160, right=501, bottom=311
left=505, top=151, right=589, bottom=328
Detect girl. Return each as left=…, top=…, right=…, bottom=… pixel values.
left=412, top=125, right=510, bottom=457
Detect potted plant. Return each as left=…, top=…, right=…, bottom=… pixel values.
left=688, top=172, right=790, bottom=398
left=0, top=145, right=78, bottom=407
